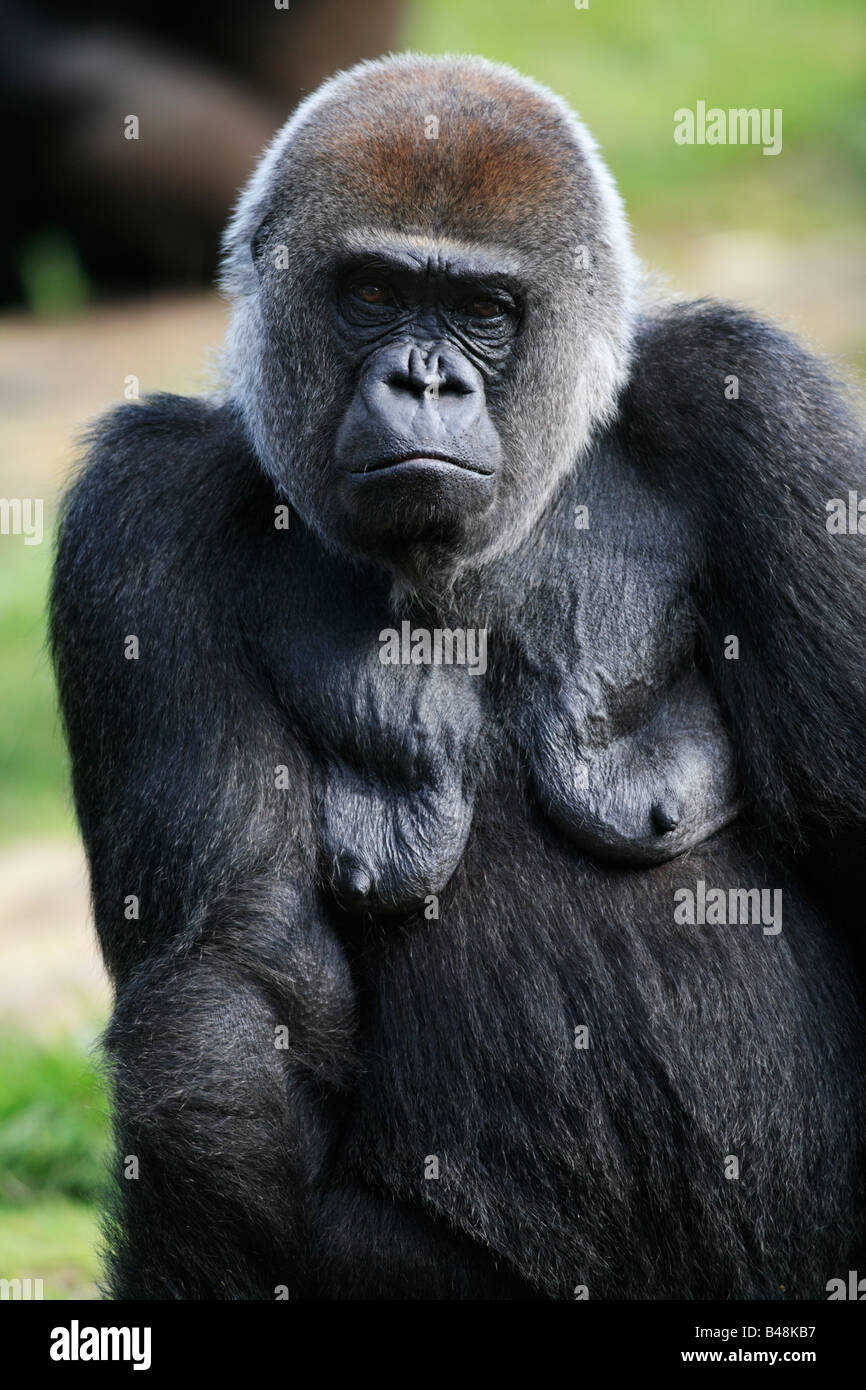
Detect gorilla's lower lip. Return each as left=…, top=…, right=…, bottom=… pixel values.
left=348, top=453, right=494, bottom=477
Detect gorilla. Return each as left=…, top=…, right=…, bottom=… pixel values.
left=51, top=54, right=866, bottom=1300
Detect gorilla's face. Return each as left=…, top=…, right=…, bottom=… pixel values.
left=223, top=56, right=638, bottom=583
left=328, top=239, right=517, bottom=556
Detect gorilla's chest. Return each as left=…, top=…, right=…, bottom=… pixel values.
left=278, top=583, right=739, bottom=914
left=301, top=653, right=740, bottom=916
left=273, top=476, right=739, bottom=916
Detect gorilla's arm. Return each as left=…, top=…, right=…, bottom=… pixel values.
left=619, top=302, right=866, bottom=864
left=51, top=398, right=354, bottom=1296
left=50, top=398, right=314, bottom=980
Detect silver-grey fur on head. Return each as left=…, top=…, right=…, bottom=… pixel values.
left=220, top=53, right=641, bottom=583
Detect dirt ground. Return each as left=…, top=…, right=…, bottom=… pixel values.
left=0, top=842, right=108, bottom=1036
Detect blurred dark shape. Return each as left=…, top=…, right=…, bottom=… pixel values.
left=1, top=0, right=403, bottom=304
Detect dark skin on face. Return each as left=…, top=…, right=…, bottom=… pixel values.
left=331, top=241, right=520, bottom=498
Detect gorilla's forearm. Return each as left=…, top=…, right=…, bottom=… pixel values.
left=103, top=880, right=354, bottom=1299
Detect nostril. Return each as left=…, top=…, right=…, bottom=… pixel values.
left=384, top=368, right=413, bottom=390
left=373, top=345, right=482, bottom=402
left=383, top=368, right=463, bottom=399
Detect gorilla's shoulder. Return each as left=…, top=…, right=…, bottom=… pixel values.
left=616, top=299, right=863, bottom=482
left=52, top=393, right=274, bottom=650
left=627, top=297, right=840, bottom=400
left=56, top=393, right=265, bottom=573
left=62, top=392, right=254, bottom=519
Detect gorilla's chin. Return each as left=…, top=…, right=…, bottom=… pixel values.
left=332, top=461, right=497, bottom=567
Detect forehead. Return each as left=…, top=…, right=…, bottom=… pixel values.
left=336, top=229, right=528, bottom=280
left=287, top=63, right=579, bottom=243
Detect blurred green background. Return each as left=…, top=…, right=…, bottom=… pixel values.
left=0, top=0, right=863, bottom=1299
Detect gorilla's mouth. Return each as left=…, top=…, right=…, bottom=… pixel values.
left=348, top=452, right=495, bottom=477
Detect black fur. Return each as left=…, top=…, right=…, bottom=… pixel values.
left=51, top=301, right=866, bottom=1299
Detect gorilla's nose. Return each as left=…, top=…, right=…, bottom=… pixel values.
left=364, top=342, right=484, bottom=433
left=387, top=344, right=476, bottom=399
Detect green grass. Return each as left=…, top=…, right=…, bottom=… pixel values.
left=0, top=1035, right=109, bottom=1206
left=0, top=1035, right=109, bottom=1300
left=403, top=0, right=866, bottom=233
left=0, top=527, right=74, bottom=842
left=0, top=1199, right=102, bottom=1299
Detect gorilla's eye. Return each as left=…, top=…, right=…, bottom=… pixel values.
left=464, top=297, right=505, bottom=320
left=350, top=282, right=392, bottom=306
